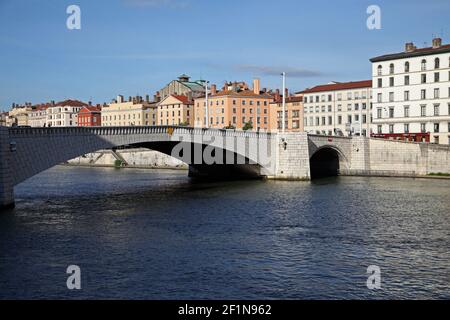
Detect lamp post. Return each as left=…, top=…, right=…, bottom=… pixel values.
left=205, top=81, right=209, bottom=128
left=281, top=72, right=286, bottom=133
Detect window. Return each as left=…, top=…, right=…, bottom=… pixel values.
left=404, top=106, right=410, bottom=117
left=389, top=63, right=395, bottom=74
left=389, top=124, right=394, bottom=134
left=389, top=107, right=394, bottom=118
left=404, top=75, right=410, bottom=85
left=377, top=65, right=382, bottom=76
left=435, top=57, right=440, bottom=69
left=338, top=116, right=342, bottom=124
left=434, top=88, right=440, bottom=99
left=421, top=89, right=426, bottom=100
left=421, top=74, right=427, bottom=83
left=377, top=108, right=382, bottom=119
left=434, top=104, right=440, bottom=116
left=421, top=59, right=427, bottom=71
left=389, top=77, right=394, bottom=87
left=377, top=125, right=382, bottom=134
left=389, top=92, right=394, bottom=102
left=421, top=123, right=426, bottom=133
left=421, top=105, right=427, bottom=117
left=362, top=114, right=367, bottom=124
left=328, top=95, right=332, bottom=102
left=404, top=91, right=410, bottom=101
left=328, top=116, right=332, bottom=125
left=378, top=78, right=382, bottom=88
left=377, top=93, right=382, bottom=103
left=435, top=72, right=440, bottom=82
left=434, top=123, right=440, bottom=133
left=404, top=124, right=409, bottom=133
left=404, top=61, right=410, bottom=72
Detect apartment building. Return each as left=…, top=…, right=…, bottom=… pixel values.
left=46, top=100, right=88, bottom=127
left=270, top=95, right=304, bottom=132
left=370, top=38, right=450, bottom=144
left=28, top=103, right=53, bottom=127
left=157, top=95, right=194, bottom=126
left=78, top=105, right=102, bottom=127
left=193, top=79, right=276, bottom=131
left=8, top=104, right=34, bottom=127
left=299, top=80, right=373, bottom=136
left=102, top=95, right=157, bottom=127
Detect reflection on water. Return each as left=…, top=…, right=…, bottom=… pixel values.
left=1, top=166, right=450, bottom=299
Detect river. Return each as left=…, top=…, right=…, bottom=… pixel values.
left=0, top=166, right=449, bottom=299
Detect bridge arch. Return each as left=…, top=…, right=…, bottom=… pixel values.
left=309, top=145, right=349, bottom=179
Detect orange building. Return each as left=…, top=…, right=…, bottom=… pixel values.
left=157, top=94, right=194, bottom=126
left=78, top=106, right=102, bottom=127
left=193, top=79, right=276, bottom=131
left=270, top=95, right=304, bottom=132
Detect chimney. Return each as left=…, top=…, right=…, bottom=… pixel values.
left=253, top=78, right=261, bottom=95
left=51, top=100, right=55, bottom=106
left=145, top=94, right=150, bottom=103
left=405, top=42, right=416, bottom=53
left=88, top=101, right=92, bottom=106
left=210, top=84, right=217, bottom=95
left=117, top=95, right=124, bottom=103
left=432, top=37, right=442, bottom=48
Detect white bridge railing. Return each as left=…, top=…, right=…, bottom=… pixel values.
left=9, top=126, right=275, bottom=139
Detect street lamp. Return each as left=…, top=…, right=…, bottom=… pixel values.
left=205, top=80, right=209, bottom=128
left=281, top=72, right=286, bottom=133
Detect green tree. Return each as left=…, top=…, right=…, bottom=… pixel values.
left=242, top=121, right=253, bottom=131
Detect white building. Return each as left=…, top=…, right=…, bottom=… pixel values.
left=299, top=80, right=373, bottom=137
left=47, top=100, right=88, bottom=127
left=29, top=103, right=51, bottom=127
left=370, top=38, right=450, bottom=145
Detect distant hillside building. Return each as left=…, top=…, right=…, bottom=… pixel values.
left=159, top=74, right=206, bottom=100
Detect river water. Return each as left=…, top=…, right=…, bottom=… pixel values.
left=0, top=166, right=449, bottom=299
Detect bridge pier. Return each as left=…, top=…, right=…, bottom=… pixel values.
left=273, top=132, right=311, bottom=180
left=0, top=127, right=15, bottom=210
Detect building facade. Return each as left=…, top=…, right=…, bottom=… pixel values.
left=47, top=100, right=88, bottom=127
left=193, top=79, right=276, bottom=131
left=271, top=95, right=304, bottom=132
left=29, top=103, right=51, bottom=127
left=78, top=106, right=102, bottom=127
left=157, top=95, right=194, bottom=126
left=370, top=38, right=450, bottom=144
left=159, top=74, right=206, bottom=100
left=102, top=96, right=157, bottom=127
left=8, top=104, right=33, bottom=127
left=300, top=80, right=373, bottom=137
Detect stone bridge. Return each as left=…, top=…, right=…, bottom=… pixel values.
left=1, top=126, right=450, bottom=209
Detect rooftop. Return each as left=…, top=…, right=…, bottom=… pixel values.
left=298, top=80, right=372, bottom=94
left=370, top=41, right=450, bottom=62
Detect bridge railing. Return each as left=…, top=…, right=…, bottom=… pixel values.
left=8, top=126, right=275, bottom=139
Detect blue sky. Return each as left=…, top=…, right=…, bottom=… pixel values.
left=0, top=0, right=449, bottom=110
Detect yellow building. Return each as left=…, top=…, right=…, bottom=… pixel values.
left=270, top=95, right=304, bottom=132
left=102, top=96, right=157, bottom=127
left=8, top=105, right=33, bottom=126
left=157, top=95, right=194, bottom=126
left=193, top=79, right=276, bottom=131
